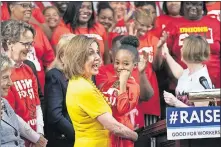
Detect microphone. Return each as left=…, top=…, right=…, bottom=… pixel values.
left=199, top=76, right=211, bottom=89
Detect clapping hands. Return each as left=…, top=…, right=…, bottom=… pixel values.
left=157, top=31, right=170, bottom=58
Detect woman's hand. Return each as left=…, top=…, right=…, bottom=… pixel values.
left=157, top=31, right=169, bottom=49
left=161, top=43, right=170, bottom=58
left=33, top=135, right=48, bottom=147
left=126, top=21, right=137, bottom=36
left=138, top=51, right=149, bottom=73
left=124, top=2, right=135, bottom=22
left=163, top=91, right=178, bottom=106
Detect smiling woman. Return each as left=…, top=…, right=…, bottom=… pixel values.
left=62, top=1, right=110, bottom=64
left=43, top=6, right=61, bottom=30
left=8, top=1, right=55, bottom=91
left=0, top=54, right=48, bottom=147
left=63, top=35, right=138, bottom=147
left=1, top=19, right=45, bottom=146
left=97, top=2, right=115, bottom=32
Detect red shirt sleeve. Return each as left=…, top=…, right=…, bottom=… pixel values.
left=41, top=31, right=55, bottom=67
left=32, top=7, right=45, bottom=24
left=117, top=81, right=140, bottom=115
left=96, top=65, right=110, bottom=88
left=33, top=25, right=55, bottom=67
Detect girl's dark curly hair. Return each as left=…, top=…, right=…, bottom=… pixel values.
left=119, top=35, right=140, bottom=62
left=1, top=19, right=36, bottom=51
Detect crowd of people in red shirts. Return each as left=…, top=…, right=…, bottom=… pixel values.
left=1, top=1, right=220, bottom=147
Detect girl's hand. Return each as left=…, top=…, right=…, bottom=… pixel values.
left=119, top=70, right=131, bottom=84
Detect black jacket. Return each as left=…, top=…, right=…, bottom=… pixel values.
left=44, top=68, right=74, bottom=147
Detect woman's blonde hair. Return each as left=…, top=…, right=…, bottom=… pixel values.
left=134, top=9, right=153, bottom=26
left=0, top=54, right=13, bottom=71
left=182, top=35, right=210, bottom=63
left=49, top=34, right=76, bottom=71
left=63, top=35, right=99, bottom=79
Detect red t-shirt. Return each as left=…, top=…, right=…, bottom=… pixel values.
left=112, top=19, right=128, bottom=35
left=32, top=7, right=46, bottom=23
left=138, top=33, right=161, bottom=116
left=28, top=23, right=55, bottom=92
left=66, top=22, right=108, bottom=60
left=165, top=16, right=220, bottom=88
left=108, top=19, right=128, bottom=48
left=206, top=2, right=220, bottom=22
left=100, top=76, right=140, bottom=147
left=4, top=64, right=40, bottom=131
left=50, top=25, right=71, bottom=46
left=153, top=15, right=183, bottom=38
left=96, top=64, right=145, bottom=127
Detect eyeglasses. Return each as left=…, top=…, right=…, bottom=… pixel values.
left=18, top=41, right=35, bottom=49
left=15, top=3, right=34, bottom=9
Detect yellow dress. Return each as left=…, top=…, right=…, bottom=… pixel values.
left=66, top=76, right=112, bottom=147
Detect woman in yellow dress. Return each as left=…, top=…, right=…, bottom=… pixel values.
left=63, top=35, right=138, bottom=147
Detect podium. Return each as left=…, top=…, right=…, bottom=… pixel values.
left=135, top=119, right=221, bottom=147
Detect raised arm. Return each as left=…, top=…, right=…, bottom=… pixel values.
left=138, top=51, right=154, bottom=101
left=152, top=31, right=168, bottom=71
left=117, top=70, right=139, bottom=115
left=163, top=44, right=183, bottom=79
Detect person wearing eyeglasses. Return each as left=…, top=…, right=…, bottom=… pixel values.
left=126, top=9, right=161, bottom=126
left=7, top=2, right=55, bottom=96
left=0, top=54, right=48, bottom=147
left=1, top=19, right=45, bottom=147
